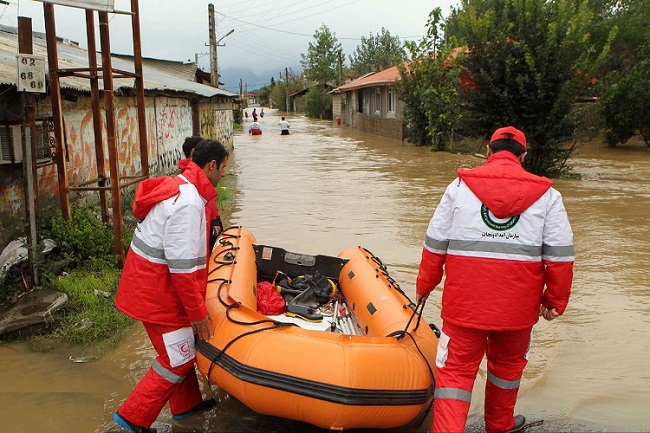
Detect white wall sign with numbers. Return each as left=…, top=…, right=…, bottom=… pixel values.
left=17, top=55, right=47, bottom=93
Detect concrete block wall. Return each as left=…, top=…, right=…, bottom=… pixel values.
left=353, top=113, right=403, bottom=141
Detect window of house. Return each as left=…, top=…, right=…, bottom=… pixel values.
left=387, top=87, right=395, bottom=113
left=386, top=87, right=396, bottom=119
left=374, top=89, right=381, bottom=116
left=0, top=120, right=55, bottom=164
left=0, top=125, right=16, bottom=164
left=26, top=121, right=55, bottom=160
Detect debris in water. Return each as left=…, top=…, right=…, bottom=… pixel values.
left=69, top=355, right=98, bottom=363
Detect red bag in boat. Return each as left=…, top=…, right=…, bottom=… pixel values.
left=256, top=281, right=286, bottom=315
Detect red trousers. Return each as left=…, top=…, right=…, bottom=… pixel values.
left=117, top=323, right=203, bottom=428
left=431, top=322, right=532, bottom=433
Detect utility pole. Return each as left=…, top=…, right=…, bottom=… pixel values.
left=285, top=67, right=289, bottom=113
left=18, top=16, right=39, bottom=286
left=338, top=50, right=343, bottom=86
left=208, top=3, right=217, bottom=87
left=239, top=78, right=243, bottom=122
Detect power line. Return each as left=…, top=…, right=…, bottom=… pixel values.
left=243, top=0, right=350, bottom=26
left=216, top=18, right=304, bottom=62
left=217, top=0, right=369, bottom=40
left=224, top=38, right=300, bottom=65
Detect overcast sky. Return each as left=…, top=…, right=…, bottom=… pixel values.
left=3, top=0, right=451, bottom=87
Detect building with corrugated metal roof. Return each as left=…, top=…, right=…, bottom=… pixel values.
left=0, top=24, right=236, bottom=221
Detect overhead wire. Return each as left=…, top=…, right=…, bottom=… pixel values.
left=216, top=0, right=366, bottom=40
left=241, top=0, right=352, bottom=28
left=210, top=1, right=430, bottom=87
left=214, top=12, right=306, bottom=72
left=223, top=37, right=300, bottom=66
left=216, top=17, right=304, bottom=63
left=215, top=15, right=304, bottom=65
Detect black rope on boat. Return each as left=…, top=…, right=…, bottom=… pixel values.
left=213, top=270, right=287, bottom=327
left=388, top=297, right=426, bottom=341
left=202, top=234, right=435, bottom=410
left=361, top=246, right=409, bottom=299
left=205, top=321, right=294, bottom=382
left=207, top=229, right=241, bottom=277
left=202, top=232, right=298, bottom=382
left=384, top=296, right=436, bottom=414
left=402, top=331, right=435, bottom=389
left=356, top=246, right=436, bottom=402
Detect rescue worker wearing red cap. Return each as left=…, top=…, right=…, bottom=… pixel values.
left=416, top=126, right=574, bottom=433
left=113, top=140, right=228, bottom=433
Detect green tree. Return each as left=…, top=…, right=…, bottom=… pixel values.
left=588, top=0, right=649, bottom=77
left=301, top=24, right=342, bottom=85
left=349, top=27, right=407, bottom=77
left=304, top=86, right=333, bottom=119
left=256, top=85, right=272, bottom=107
left=447, top=0, right=602, bottom=176
left=270, top=69, right=305, bottom=111
left=600, top=53, right=650, bottom=146
left=398, top=9, right=465, bottom=149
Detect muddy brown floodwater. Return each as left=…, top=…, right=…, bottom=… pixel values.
left=1, top=109, right=648, bottom=433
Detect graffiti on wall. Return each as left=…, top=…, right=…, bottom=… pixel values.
left=199, top=105, right=215, bottom=141
left=0, top=184, right=23, bottom=215
left=215, top=109, right=234, bottom=147
left=0, top=96, right=195, bottom=214
left=153, top=100, right=193, bottom=174
left=199, top=104, right=233, bottom=148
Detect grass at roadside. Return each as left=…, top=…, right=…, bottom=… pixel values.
left=22, top=172, right=237, bottom=349
left=49, top=265, right=132, bottom=347
left=216, top=174, right=235, bottom=226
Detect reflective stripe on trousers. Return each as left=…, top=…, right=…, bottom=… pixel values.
left=484, top=328, right=531, bottom=433
left=116, top=322, right=203, bottom=428
left=152, top=359, right=185, bottom=384
left=431, top=323, right=532, bottom=433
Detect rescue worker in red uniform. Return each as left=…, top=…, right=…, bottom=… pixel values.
left=416, top=126, right=574, bottom=433
left=248, top=120, right=262, bottom=135
left=179, top=136, right=223, bottom=250
left=113, top=140, right=229, bottom=433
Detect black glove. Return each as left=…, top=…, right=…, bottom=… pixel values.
left=209, top=217, right=223, bottom=251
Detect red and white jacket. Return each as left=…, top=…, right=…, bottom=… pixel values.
left=179, top=158, right=221, bottom=250
left=115, top=162, right=216, bottom=326
left=416, top=152, right=574, bottom=330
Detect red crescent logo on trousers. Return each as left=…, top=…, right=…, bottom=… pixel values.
left=179, top=341, right=190, bottom=356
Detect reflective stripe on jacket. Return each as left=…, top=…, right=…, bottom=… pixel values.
left=416, top=152, right=574, bottom=330
left=116, top=162, right=215, bottom=326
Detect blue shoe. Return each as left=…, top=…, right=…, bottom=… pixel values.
left=112, top=412, right=157, bottom=433
left=172, top=398, right=216, bottom=420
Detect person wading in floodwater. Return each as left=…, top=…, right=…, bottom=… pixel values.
left=279, top=116, right=290, bottom=135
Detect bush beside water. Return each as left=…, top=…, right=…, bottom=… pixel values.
left=2, top=176, right=233, bottom=348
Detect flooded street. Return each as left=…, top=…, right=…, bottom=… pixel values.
left=1, top=109, right=649, bottom=433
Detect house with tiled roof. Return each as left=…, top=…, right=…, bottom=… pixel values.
left=331, top=48, right=470, bottom=141
left=331, top=64, right=405, bottom=141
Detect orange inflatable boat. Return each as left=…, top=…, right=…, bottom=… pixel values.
left=196, top=227, right=439, bottom=431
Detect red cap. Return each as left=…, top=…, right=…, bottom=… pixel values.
left=490, top=126, right=527, bottom=149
